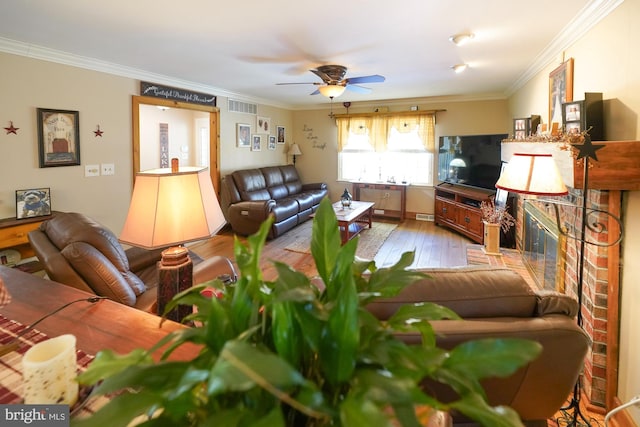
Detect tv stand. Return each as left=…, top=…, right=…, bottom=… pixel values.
left=434, top=183, right=495, bottom=244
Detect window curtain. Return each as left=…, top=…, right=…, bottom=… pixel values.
left=337, top=113, right=435, bottom=152
left=386, top=114, right=435, bottom=152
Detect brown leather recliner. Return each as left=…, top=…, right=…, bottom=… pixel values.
left=367, top=266, right=590, bottom=427
left=28, top=212, right=236, bottom=313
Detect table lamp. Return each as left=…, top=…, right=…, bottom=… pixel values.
left=119, top=162, right=226, bottom=321
left=288, top=143, right=302, bottom=165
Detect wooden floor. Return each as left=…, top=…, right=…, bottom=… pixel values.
left=188, top=218, right=470, bottom=281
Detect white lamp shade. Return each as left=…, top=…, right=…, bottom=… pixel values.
left=120, top=167, right=226, bottom=249
left=318, top=85, right=346, bottom=98
left=496, top=153, right=568, bottom=196
left=449, top=158, right=467, bottom=167
left=288, top=143, right=302, bottom=156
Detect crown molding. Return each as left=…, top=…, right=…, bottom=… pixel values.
left=506, top=0, right=624, bottom=96
left=0, top=37, right=295, bottom=110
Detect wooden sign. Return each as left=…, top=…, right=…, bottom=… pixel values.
left=140, top=82, right=216, bottom=107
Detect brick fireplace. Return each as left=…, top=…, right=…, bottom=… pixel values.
left=514, top=188, right=617, bottom=408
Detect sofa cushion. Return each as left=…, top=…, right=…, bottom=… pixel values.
left=271, top=198, right=300, bottom=222
left=41, top=212, right=131, bottom=273
left=294, top=192, right=315, bottom=211
left=232, top=169, right=272, bottom=201
left=280, top=165, right=303, bottom=195
left=61, top=241, right=139, bottom=306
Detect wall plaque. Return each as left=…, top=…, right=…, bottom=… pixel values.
left=140, top=82, right=216, bottom=107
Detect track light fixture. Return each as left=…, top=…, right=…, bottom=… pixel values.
left=449, top=33, right=475, bottom=46
left=451, top=64, right=468, bottom=73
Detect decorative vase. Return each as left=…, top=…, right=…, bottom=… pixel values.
left=482, top=221, right=501, bottom=256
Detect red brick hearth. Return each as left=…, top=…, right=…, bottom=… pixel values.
left=514, top=188, right=621, bottom=409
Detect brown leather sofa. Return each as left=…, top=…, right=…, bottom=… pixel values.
left=28, top=212, right=236, bottom=313
left=220, top=165, right=328, bottom=238
left=367, top=266, right=590, bottom=427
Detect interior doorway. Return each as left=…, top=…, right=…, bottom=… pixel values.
left=131, top=95, right=221, bottom=192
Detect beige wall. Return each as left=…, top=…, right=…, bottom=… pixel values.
left=508, top=0, right=640, bottom=419
left=0, top=52, right=294, bottom=233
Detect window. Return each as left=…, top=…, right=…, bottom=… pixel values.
left=337, top=113, right=435, bottom=185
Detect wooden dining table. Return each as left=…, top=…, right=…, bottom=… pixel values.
left=0, top=265, right=200, bottom=360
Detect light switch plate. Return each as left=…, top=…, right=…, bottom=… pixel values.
left=85, top=165, right=100, bottom=177
left=101, top=163, right=115, bottom=176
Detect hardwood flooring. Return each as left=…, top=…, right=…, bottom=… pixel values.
left=189, top=218, right=470, bottom=281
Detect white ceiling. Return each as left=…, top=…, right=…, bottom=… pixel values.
left=0, top=0, right=621, bottom=109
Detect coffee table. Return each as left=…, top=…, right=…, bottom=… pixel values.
left=332, top=201, right=374, bottom=244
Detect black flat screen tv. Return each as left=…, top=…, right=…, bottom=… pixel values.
left=437, top=133, right=506, bottom=190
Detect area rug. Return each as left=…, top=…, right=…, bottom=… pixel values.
left=466, top=244, right=538, bottom=290
left=283, top=221, right=397, bottom=260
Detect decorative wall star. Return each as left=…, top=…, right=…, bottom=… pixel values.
left=572, top=136, right=605, bottom=162
left=4, top=121, right=19, bottom=135
left=94, top=125, right=104, bottom=137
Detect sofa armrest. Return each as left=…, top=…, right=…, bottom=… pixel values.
left=228, top=200, right=275, bottom=220
left=302, top=182, right=327, bottom=191
left=536, top=290, right=579, bottom=317
left=193, top=256, right=237, bottom=286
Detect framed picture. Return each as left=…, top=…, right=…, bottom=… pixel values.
left=562, top=101, right=582, bottom=122
left=237, top=123, right=251, bottom=148
left=251, top=134, right=262, bottom=151
left=256, top=116, right=271, bottom=134
left=268, top=136, right=276, bottom=150
left=276, top=126, right=285, bottom=144
left=565, top=121, right=582, bottom=135
left=513, top=118, right=528, bottom=139
left=548, top=58, right=574, bottom=128
left=16, top=188, right=52, bottom=219
left=37, top=108, right=81, bottom=168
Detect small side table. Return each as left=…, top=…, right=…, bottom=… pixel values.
left=0, top=213, right=55, bottom=261
left=351, top=181, right=409, bottom=221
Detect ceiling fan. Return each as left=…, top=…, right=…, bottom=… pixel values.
left=277, top=65, right=385, bottom=98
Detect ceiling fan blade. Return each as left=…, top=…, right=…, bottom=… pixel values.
left=345, top=84, right=372, bottom=94
left=276, top=82, right=321, bottom=85
left=310, top=89, right=321, bottom=95
left=345, top=75, right=385, bottom=84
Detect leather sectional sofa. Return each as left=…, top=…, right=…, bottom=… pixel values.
left=220, top=165, right=328, bottom=238
left=367, top=266, right=590, bottom=427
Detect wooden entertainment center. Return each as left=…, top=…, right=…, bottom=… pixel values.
left=434, top=183, right=494, bottom=244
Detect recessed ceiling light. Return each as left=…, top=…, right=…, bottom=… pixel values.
left=451, top=64, right=468, bottom=73
left=449, top=33, right=474, bottom=46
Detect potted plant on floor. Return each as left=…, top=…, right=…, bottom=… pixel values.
left=72, top=198, right=539, bottom=427
left=480, top=197, right=516, bottom=255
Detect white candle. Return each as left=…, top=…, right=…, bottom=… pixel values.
left=22, top=334, right=79, bottom=406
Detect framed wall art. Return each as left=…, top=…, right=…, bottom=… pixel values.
left=268, top=135, right=277, bottom=150
left=251, top=134, right=262, bottom=151
left=548, top=58, right=574, bottom=128
left=256, top=116, right=271, bottom=133
left=277, top=126, right=285, bottom=144
left=37, top=108, right=81, bottom=167
left=513, top=118, right=528, bottom=139
left=237, top=123, right=251, bottom=148
left=16, top=188, right=52, bottom=219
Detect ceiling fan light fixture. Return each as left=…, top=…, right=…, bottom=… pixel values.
left=449, top=33, right=474, bottom=46
left=318, top=84, right=346, bottom=98
left=451, top=64, right=468, bottom=73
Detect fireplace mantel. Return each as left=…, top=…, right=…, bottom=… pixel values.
left=501, top=140, right=640, bottom=190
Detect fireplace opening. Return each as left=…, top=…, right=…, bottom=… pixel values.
left=522, top=201, right=566, bottom=292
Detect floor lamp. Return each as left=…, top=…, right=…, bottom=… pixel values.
left=495, top=138, right=623, bottom=427
left=119, top=162, right=226, bottom=322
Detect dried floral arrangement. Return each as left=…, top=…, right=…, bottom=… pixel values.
left=480, top=198, right=516, bottom=233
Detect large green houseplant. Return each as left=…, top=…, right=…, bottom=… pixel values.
left=72, top=198, right=540, bottom=427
